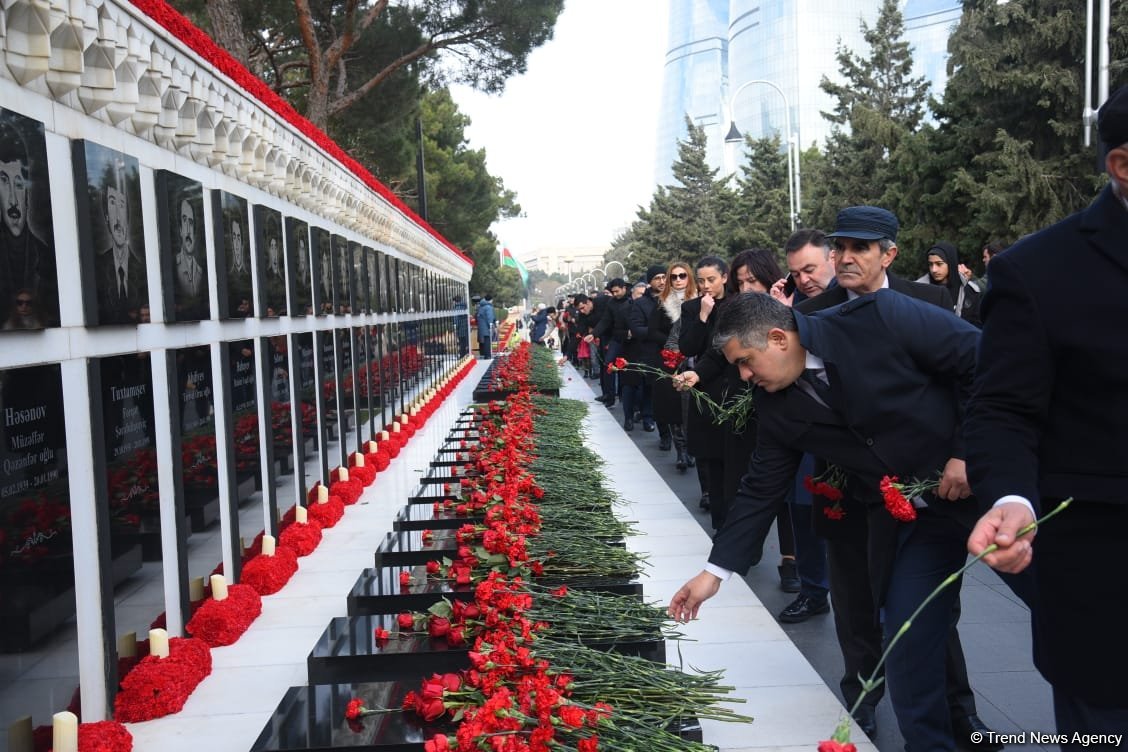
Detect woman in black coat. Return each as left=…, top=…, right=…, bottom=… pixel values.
left=678, top=256, right=732, bottom=531
left=723, top=249, right=796, bottom=587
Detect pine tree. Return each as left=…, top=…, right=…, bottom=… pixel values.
left=729, top=133, right=791, bottom=254
left=809, top=0, right=931, bottom=233
left=924, top=0, right=1128, bottom=256
left=631, top=119, right=735, bottom=269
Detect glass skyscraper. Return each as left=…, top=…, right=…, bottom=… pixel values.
left=655, top=0, right=960, bottom=187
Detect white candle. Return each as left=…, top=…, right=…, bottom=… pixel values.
left=392, top=422, right=401, bottom=433
left=261, top=534, right=276, bottom=557
left=354, top=453, right=365, bottom=468
left=117, top=631, right=137, bottom=658
left=317, top=485, right=329, bottom=503
left=410, top=407, right=419, bottom=417
left=380, top=430, right=390, bottom=441
left=189, top=576, right=205, bottom=602
left=9, top=715, right=33, bottom=752
left=366, top=440, right=379, bottom=453
left=296, top=505, right=308, bottom=524
left=338, top=467, right=349, bottom=481
left=149, top=628, right=169, bottom=659
left=210, top=574, right=229, bottom=601
left=51, top=712, right=77, bottom=752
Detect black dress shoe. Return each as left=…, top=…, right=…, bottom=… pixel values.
left=642, top=419, right=656, bottom=432
left=852, top=704, right=877, bottom=738
left=698, top=493, right=710, bottom=510
left=594, top=395, right=609, bottom=404
left=623, top=419, right=634, bottom=432
left=604, top=398, right=616, bottom=409
left=658, top=436, right=672, bottom=451
left=952, top=715, right=1003, bottom=751
left=777, top=594, right=830, bottom=623
left=777, top=559, right=801, bottom=593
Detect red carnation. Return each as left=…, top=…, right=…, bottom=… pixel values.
left=880, top=475, right=918, bottom=522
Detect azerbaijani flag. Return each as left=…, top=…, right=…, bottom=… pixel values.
left=501, top=247, right=530, bottom=286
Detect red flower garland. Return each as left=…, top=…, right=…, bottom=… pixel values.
left=879, top=475, right=918, bottom=522
left=240, top=547, right=300, bottom=596
left=127, top=0, right=472, bottom=269
left=114, top=638, right=212, bottom=722
left=279, top=518, right=323, bottom=556
left=185, top=584, right=263, bottom=647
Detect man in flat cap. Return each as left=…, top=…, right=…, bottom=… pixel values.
left=965, top=86, right=1128, bottom=741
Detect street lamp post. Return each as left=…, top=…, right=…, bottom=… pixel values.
left=563, top=256, right=574, bottom=283
left=724, top=79, right=801, bottom=229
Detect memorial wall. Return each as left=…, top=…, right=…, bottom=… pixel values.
left=0, top=0, right=473, bottom=742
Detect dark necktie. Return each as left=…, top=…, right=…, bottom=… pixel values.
left=799, top=368, right=832, bottom=408
left=118, top=266, right=126, bottom=298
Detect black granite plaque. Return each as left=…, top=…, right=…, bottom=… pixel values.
left=333, top=235, right=351, bottom=314
left=286, top=218, right=312, bottom=316
left=227, top=340, right=259, bottom=486
left=173, top=346, right=219, bottom=532
left=216, top=192, right=252, bottom=319
left=157, top=171, right=208, bottom=322
left=311, top=227, right=332, bottom=316
left=0, top=364, right=81, bottom=649
left=74, top=141, right=146, bottom=326
left=256, top=206, right=287, bottom=317
left=0, top=108, right=59, bottom=329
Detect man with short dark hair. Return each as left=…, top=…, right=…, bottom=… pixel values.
left=789, top=207, right=991, bottom=747
left=771, top=228, right=837, bottom=305
left=965, top=86, right=1128, bottom=741
left=476, top=294, right=496, bottom=359
left=668, top=289, right=984, bottom=752
left=0, top=117, right=55, bottom=327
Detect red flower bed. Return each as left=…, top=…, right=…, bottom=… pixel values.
left=185, top=584, right=262, bottom=647
left=113, top=637, right=212, bottom=722
left=308, top=496, right=345, bottom=528
left=330, top=478, right=364, bottom=504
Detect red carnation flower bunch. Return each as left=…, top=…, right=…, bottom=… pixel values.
left=659, top=349, right=686, bottom=370
left=241, top=545, right=300, bottom=596
left=605, top=357, right=629, bottom=374
left=878, top=475, right=938, bottom=523
left=804, top=464, right=848, bottom=521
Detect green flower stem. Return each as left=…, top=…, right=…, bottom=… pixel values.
left=846, top=498, right=1072, bottom=721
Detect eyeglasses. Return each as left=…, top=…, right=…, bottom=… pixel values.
left=670, top=272, right=689, bottom=280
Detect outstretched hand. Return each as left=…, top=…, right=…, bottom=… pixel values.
left=667, top=570, right=722, bottom=623
left=967, top=502, right=1036, bottom=574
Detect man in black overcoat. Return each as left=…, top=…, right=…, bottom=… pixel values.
left=965, top=87, right=1128, bottom=742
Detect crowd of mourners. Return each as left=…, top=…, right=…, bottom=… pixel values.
left=518, top=84, right=1128, bottom=752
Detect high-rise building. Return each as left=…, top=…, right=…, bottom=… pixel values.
left=655, top=0, right=961, bottom=187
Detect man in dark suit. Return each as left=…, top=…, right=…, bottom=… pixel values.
left=96, top=182, right=146, bottom=325
left=792, top=209, right=992, bottom=749
left=668, top=284, right=984, bottom=751
left=965, top=87, right=1128, bottom=742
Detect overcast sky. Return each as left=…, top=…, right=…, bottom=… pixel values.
left=450, top=1, right=669, bottom=262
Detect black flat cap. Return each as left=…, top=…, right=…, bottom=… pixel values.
left=826, top=206, right=899, bottom=241
left=1099, top=86, right=1128, bottom=149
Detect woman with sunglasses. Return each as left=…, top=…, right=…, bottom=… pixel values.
left=650, top=262, right=697, bottom=472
